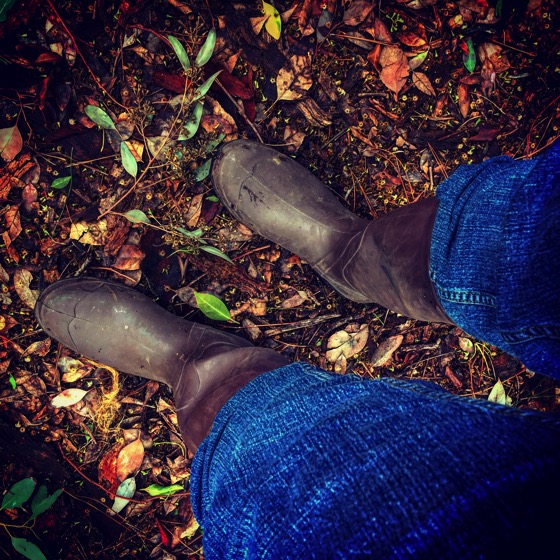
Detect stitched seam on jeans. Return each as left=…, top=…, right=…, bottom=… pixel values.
left=434, top=286, right=496, bottom=306
left=501, top=324, right=560, bottom=344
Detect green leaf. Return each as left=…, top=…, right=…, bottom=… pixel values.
left=142, top=483, right=184, bottom=497
left=51, top=176, right=72, bottom=190
left=205, top=133, right=225, bottom=153
left=193, top=158, right=212, bottom=181
left=168, top=35, right=190, bottom=72
left=192, top=70, right=221, bottom=102
left=120, top=141, right=138, bottom=177
left=195, top=28, right=216, bottom=67
left=194, top=292, right=232, bottom=321
left=11, top=538, right=46, bottom=560
left=408, top=50, right=428, bottom=71
left=200, top=245, right=234, bottom=264
left=8, top=373, right=17, bottom=389
left=178, top=102, right=204, bottom=141
left=1, top=478, right=36, bottom=510
left=124, top=209, right=151, bottom=224
left=0, top=0, right=17, bottom=23
left=175, top=226, right=203, bottom=237
left=263, top=1, right=282, bottom=40
left=206, top=195, right=219, bottom=202
left=84, top=105, right=116, bottom=130
left=463, top=38, right=476, bottom=73
left=30, top=486, right=62, bottom=521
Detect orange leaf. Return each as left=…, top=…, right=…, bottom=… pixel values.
left=458, top=82, right=470, bottom=118
left=412, top=71, right=436, bottom=96
left=379, top=45, right=409, bottom=95
left=117, top=439, right=145, bottom=483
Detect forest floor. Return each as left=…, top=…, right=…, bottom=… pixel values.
left=0, top=0, right=559, bottom=558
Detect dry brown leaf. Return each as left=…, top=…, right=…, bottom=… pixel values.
left=370, top=334, right=403, bottom=367
left=70, top=219, right=108, bottom=245
left=113, top=244, right=145, bottom=271
left=117, top=438, right=145, bottom=482
left=412, top=71, right=436, bottom=96
left=22, top=338, right=51, bottom=357
left=0, top=126, right=23, bottom=162
left=14, top=268, right=39, bottom=309
left=379, top=45, right=409, bottom=94
left=343, top=0, right=374, bottom=26
left=185, top=193, right=203, bottom=228
left=58, top=356, right=92, bottom=383
left=280, top=290, right=308, bottom=309
left=458, top=82, right=470, bottom=118
left=326, top=323, right=369, bottom=374
left=277, top=54, right=313, bottom=101
left=4, top=205, right=22, bottom=242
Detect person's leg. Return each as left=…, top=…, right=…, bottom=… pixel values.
left=191, top=362, right=560, bottom=558
left=212, top=140, right=560, bottom=378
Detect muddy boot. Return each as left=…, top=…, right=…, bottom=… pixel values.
left=35, top=278, right=289, bottom=451
left=212, top=139, right=451, bottom=323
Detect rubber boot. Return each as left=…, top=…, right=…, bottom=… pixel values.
left=212, top=139, right=452, bottom=323
left=35, top=278, right=289, bottom=451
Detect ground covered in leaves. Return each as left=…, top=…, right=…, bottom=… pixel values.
left=0, top=0, right=559, bottom=558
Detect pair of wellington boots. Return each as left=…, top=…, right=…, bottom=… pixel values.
left=36, top=140, right=451, bottom=452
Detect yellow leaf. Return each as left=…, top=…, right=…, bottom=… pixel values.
left=263, top=1, right=281, bottom=40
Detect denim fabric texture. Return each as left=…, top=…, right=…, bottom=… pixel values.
left=191, top=363, right=560, bottom=559
left=430, top=142, right=560, bottom=378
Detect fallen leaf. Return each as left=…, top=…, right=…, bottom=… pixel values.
left=14, top=268, right=39, bottom=309
left=70, top=219, right=108, bottom=245
left=280, top=290, right=308, bottom=309
left=379, top=45, right=409, bottom=94
left=470, top=126, right=501, bottom=142
left=22, top=339, right=51, bottom=357
left=343, top=0, right=374, bottom=26
left=327, top=324, right=369, bottom=374
left=370, top=334, right=403, bottom=367
left=0, top=125, right=23, bottom=162
left=51, top=388, right=90, bottom=407
left=277, top=54, right=313, bottom=101
left=117, top=438, right=144, bottom=482
left=22, top=184, right=39, bottom=213
left=58, top=356, right=92, bottom=383
left=488, top=379, right=512, bottom=406
left=458, top=82, right=470, bottom=118
left=4, top=205, right=22, bottom=243
left=113, top=244, right=145, bottom=271
left=112, top=478, right=136, bottom=514
left=411, top=71, right=436, bottom=96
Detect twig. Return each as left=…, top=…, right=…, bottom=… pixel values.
left=215, top=78, right=263, bottom=142
left=264, top=313, right=342, bottom=336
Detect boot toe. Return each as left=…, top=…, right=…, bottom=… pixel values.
left=35, top=277, right=109, bottom=351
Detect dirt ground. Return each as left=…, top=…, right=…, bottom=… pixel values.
left=0, top=0, right=559, bottom=557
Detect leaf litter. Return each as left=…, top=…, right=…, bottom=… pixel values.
left=0, top=0, right=558, bottom=557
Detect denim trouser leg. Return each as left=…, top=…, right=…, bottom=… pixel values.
left=191, top=364, right=560, bottom=559
left=431, top=141, right=560, bottom=378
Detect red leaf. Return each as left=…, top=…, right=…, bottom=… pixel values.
left=157, top=519, right=172, bottom=548
left=152, top=72, right=191, bottom=94
left=215, top=70, right=253, bottom=99
left=470, top=126, right=501, bottom=141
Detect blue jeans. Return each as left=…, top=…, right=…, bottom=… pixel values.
left=431, top=142, right=560, bottom=378
left=191, top=145, right=560, bottom=557
left=192, top=364, right=560, bottom=558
